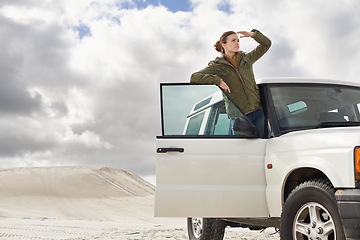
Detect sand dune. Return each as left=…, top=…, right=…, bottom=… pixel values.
left=0, top=166, right=279, bottom=239
left=0, top=166, right=155, bottom=221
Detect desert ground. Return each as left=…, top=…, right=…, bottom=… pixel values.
left=0, top=166, right=280, bottom=239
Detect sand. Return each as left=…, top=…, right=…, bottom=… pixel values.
left=0, top=166, right=280, bottom=239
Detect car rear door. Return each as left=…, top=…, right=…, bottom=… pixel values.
left=155, top=84, right=269, bottom=218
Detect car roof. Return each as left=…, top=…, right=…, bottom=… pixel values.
left=257, top=77, right=360, bottom=87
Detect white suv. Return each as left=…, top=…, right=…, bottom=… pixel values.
left=155, top=78, right=360, bottom=240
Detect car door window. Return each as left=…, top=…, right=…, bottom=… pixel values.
left=160, top=84, right=233, bottom=136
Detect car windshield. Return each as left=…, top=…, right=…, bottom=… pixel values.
left=270, top=84, right=360, bottom=133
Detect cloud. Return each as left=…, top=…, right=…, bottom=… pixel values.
left=0, top=118, right=56, bottom=157
left=0, top=0, right=359, bottom=182
left=228, top=0, right=360, bottom=80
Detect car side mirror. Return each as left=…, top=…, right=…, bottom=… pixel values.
left=233, top=117, right=259, bottom=138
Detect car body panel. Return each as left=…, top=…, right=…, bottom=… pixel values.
left=155, top=138, right=269, bottom=217
left=265, top=127, right=360, bottom=217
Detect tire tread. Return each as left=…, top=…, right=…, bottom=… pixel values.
left=280, top=178, right=345, bottom=240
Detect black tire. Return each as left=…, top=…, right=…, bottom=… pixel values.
left=187, top=217, right=226, bottom=240
left=280, top=179, right=345, bottom=240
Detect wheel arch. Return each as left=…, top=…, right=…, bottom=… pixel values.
left=282, top=167, right=331, bottom=204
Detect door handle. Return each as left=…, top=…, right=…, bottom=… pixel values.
left=157, top=148, right=184, bottom=153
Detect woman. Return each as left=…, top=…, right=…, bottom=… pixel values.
left=190, top=29, right=271, bottom=137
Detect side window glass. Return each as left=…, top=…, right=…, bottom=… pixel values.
left=270, top=85, right=360, bottom=133
left=160, top=84, right=232, bottom=136
left=205, top=102, right=231, bottom=135
left=214, top=112, right=231, bottom=135
left=185, top=112, right=205, bottom=135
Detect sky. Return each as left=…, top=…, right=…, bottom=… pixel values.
left=0, top=0, right=360, bottom=184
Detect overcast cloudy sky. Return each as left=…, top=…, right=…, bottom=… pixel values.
left=1, top=0, right=360, bottom=183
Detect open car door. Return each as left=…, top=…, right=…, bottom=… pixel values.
left=155, top=83, right=269, bottom=218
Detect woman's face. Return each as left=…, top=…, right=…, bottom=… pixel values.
left=222, top=34, right=239, bottom=54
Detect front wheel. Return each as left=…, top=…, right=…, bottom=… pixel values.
left=187, top=217, right=225, bottom=240
left=280, top=179, right=345, bottom=240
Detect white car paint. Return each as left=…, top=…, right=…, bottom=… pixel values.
left=155, top=138, right=268, bottom=217
left=265, top=126, right=360, bottom=217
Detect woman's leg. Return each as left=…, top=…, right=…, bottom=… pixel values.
left=246, top=109, right=265, bottom=138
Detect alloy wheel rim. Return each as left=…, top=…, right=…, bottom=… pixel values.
left=191, top=217, right=203, bottom=238
left=293, top=202, right=336, bottom=240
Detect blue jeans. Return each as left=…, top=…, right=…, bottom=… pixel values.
left=231, top=109, right=265, bottom=138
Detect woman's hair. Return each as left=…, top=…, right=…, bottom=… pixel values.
left=214, top=31, right=236, bottom=54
